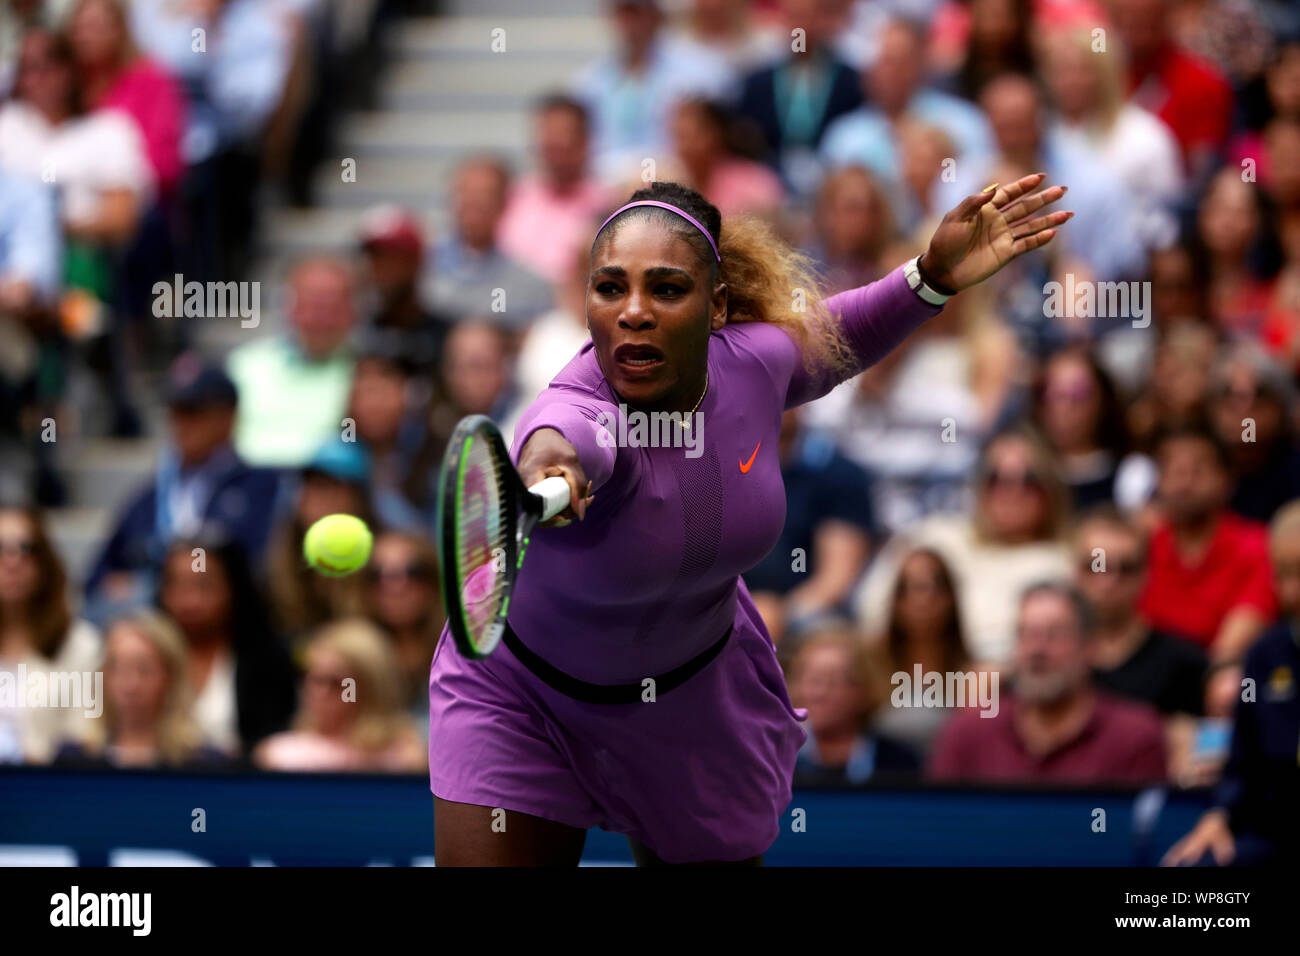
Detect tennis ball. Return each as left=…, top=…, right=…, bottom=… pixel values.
left=303, top=513, right=373, bottom=577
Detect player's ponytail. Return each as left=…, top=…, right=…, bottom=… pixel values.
left=599, top=182, right=855, bottom=381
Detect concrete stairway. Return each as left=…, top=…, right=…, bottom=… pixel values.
left=47, top=0, right=608, bottom=582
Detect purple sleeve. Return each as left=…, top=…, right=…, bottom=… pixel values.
left=785, top=264, right=944, bottom=408
left=510, top=394, right=620, bottom=492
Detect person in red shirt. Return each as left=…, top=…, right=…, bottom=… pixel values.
left=928, top=581, right=1167, bottom=785
left=1109, top=0, right=1234, bottom=179
left=1139, top=424, right=1277, bottom=662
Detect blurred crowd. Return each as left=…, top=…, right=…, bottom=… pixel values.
left=1, top=0, right=1299, bottom=859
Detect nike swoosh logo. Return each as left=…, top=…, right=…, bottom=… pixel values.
left=739, top=441, right=761, bottom=474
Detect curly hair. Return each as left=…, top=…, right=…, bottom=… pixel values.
left=594, top=181, right=857, bottom=383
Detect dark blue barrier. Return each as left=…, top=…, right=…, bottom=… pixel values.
left=0, top=767, right=1212, bottom=865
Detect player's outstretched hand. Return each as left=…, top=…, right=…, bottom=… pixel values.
left=918, top=172, right=1073, bottom=294
left=518, top=427, right=593, bottom=527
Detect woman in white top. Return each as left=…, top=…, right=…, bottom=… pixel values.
left=1041, top=26, right=1184, bottom=247
left=0, top=27, right=153, bottom=247
left=0, top=505, right=101, bottom=763
left=854, top=427, right=1075, bottom=666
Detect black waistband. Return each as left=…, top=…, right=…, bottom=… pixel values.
left=502, top=621, right=734, bottom=704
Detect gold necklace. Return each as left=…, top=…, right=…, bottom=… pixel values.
left=678, top=369, right=708, bottom=428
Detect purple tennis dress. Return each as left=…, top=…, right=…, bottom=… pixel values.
left=428, top=264, right=941, bottom=862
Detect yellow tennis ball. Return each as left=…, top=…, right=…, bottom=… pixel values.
left=303, top=514, right=373, bottom=577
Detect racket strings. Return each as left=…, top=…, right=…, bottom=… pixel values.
left=455, top=439, right=512, bottom=647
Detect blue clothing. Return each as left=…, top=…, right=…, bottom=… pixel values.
left=795, top=731, right=921, bottom=784
left=85, top=445, right=281, bottom=597
left=1213, top=621, right=1300, bottom=853
left=0, top=169, right=60, bottom=300
left=572, top=36, right=734, bottom=181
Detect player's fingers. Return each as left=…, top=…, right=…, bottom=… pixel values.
left=1010, top=209, right=1072, bottom=240
left=999, top=183, right=1067, bottom=224
left=1010, top=228, right=1058, bottom=258
left=1211, top=832, right=1236, bottom=866
left=990, top=171, right=1046, bottom=209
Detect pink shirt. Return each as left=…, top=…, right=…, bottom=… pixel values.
left=497, top=175, right=611, bottom=283
left=93, top=58, right=186, bottom=196
left=700, top=159, right=784, bottom=219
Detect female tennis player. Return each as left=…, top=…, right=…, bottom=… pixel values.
left=429, top=173, right=1070, bottom=865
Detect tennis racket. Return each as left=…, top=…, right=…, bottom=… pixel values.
left=435, top=414, right=572, bottom=659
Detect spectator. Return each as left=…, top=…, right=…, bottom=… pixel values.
left=1041, top=25, right=1183, bottom=247
left=734, top=0, right=863, bottom=195
left=423, top=157, right=552, bottom=337
left=866, top=547, right=972, bottom=757
left=130, top=0, right=293, bottom=280
left=157, top=537, right=297, bottom=755
left=356, top=205, right=444, bottom=374
left=67, top=0, right=185, bottom=196
left=806, top=165, right=896, bottom=293
left=675, top=0, right=781, bottom=75
left=363, top=530, right=442, bottom=724
left=666, top=97, right=784, bottom=220
left=54, top=609, right=232, bottom=769
left=1109, top=0, right=1234, bottom=179
left=1227, top=39, right=1300, bottom=188
left=0, top=504, right=100, bottom=763
left=855, top=427, right=1075, bottom=666
left=801, top=277, right=1006, bottom=533
left=1165, top=657, right=1239, bottom=789
left=948, top=0, right=1037, bottom=101
left=344, top=347, right=432, bottom=531
left=1208, top=343, right=1300, bottom=523
left=0, top=167, right=61, bottom=505
left=572, top=0, right=733, bottom=182
left=253, top=617, right=425, bottom=773
left=1072, top=505, right=1207, bottom=715
left=787, top=625, right=921, bottom=784
left=418, top=319, right=514, bottom=459
left=84, top=352, right=281, bottom=617
left=0, top=26, right=154, bottom=436
left=929, top=581, right=1167, bottom=784
left=1190, top=167, right=1283, bottom=339
left=1125, top=320, right=1217, bottom=454
left=1163, top=499, right=1300, bottom=865
left=496, top=95, right=610, bottom=285
left=821, top=17, right=993, bottom=219
left=936, top=72, right=1144, bottom=291
left=744, top=408, right=874, bottom=644
left=266, top=438, right=374, bottom=643
left=1139, top=423, right=1277, bottom=661
left=227, top=256, right=358, bottom=469
left=1031, top=345, right=1132, bottom=512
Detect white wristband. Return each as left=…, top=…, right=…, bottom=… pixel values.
left=904, top=256, right=953, bottom=306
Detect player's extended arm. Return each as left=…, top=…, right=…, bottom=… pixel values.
left=789, top=173, right=1071, bottom=406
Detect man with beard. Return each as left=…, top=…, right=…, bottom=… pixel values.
left=928, top=582, right=1166, bottom=785
left=1139, top=424, right=1277, bottom=664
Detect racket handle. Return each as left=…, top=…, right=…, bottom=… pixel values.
left=529, top=475, right=575, bottom=522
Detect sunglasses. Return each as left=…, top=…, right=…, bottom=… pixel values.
left=365, top=561, right=434, bottom=584
left=0, top=539, right=37, bottom=557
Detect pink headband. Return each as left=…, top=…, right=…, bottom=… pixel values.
left=593, top=200, right=721, bottom=262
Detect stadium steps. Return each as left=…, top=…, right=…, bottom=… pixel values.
left=51, top=0, right=606, bottom=582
